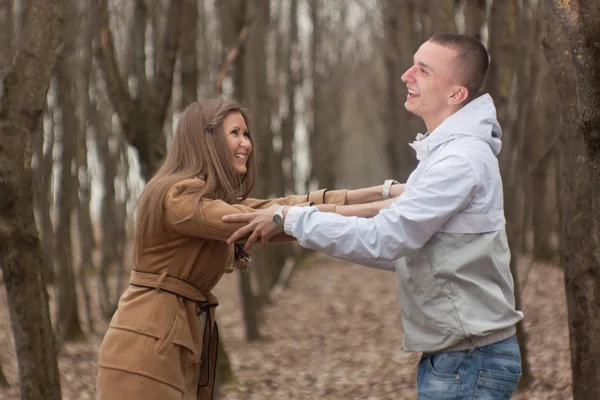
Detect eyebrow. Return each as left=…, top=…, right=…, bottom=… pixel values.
left=416, top=61, right=434, bottom=73
left=229, top=125, right=249, bottom=133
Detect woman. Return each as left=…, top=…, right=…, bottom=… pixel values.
left=96, top=98, right=403, bottom=400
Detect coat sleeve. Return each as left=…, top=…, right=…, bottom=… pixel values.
left=165, top=186, right=347, bottom=242
left=242, top=189, right=349, bottom=209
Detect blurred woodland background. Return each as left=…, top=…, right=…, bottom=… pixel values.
left=1, top=0, right=600, bottom=399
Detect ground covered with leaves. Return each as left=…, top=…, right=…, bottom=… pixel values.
left=0, top=254, right=571, bottom=399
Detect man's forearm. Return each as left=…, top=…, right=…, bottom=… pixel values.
left=335, top=198, right=396, bottom=218
left=345, top=184, right=405, bottom=205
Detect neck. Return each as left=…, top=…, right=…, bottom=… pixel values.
left=422, top=105, right=462, bottom=133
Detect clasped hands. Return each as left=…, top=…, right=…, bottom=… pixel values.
left=222, top=204, right=284, bottom=252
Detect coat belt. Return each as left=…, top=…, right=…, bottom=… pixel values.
left=128, top=270, right=220, bottom=399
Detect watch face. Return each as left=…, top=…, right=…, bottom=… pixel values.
left=273, top=214, right=283, bottom=226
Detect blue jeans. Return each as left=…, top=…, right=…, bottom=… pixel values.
left=417, top=336, right=521, bottom=399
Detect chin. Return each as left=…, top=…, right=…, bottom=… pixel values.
left=404, top=102, right=419, bottom=115
left=235, top=167, right=247, bottom=175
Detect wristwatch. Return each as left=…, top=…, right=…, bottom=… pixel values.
left=272, top=206, right=286, bottom=228
left=382, top=179, right=399, bottom=200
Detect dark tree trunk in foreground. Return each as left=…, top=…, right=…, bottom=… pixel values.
left=547, top=2, right=600, bottom=398
left=0, top=1, right=62, bottom=399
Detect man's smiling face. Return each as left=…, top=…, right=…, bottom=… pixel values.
left=401, top=41, right=464, bottom=128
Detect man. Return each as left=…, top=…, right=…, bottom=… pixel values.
left=224, top=33, right=523, bottom=399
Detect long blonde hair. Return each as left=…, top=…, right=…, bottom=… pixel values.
left=133, top=98, right=257, bottom=261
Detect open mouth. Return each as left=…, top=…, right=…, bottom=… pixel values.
left=234, top=153, right=247, bottom=160
left=407, top=88, right=419, bottom=99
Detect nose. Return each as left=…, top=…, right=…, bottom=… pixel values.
left=401, top=65, right=415, bottom=83
left=240, top=135, right=251, bottom=148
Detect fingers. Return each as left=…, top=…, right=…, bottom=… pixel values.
left=227, top=224, right=254, bottom=244
left=260, top=235, right=269, bottom=252
left=222, top=213, right=255, bottom=223
left=244, top=230, right=261, bottom=252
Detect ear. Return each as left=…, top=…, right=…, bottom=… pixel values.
left=449, top=86, right=469, bottom=105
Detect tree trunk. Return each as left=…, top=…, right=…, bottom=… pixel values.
left=531, top=64, right=559, bottom=262
left=32, top=99, right=56, bottom=285
left=54, top=0, right=86, bottom=344
left=0, top=355, right=7, bottom=388
left=92, top=95, right=121, bottom=319
left=546, top=2, right=600, bottom=398
left=180, top=0, right=198, bottom=107
left=488, top=0, right=532, bottom=388
left=94, top=0, right=183, bottom=181
left=0, top=0, right=13, bottom=64
left=281, top=0, right=298, bottom=194
left=75, top=0, right=98, bottom=335
left=309, top=0, right=333, bottom=189
left=383, top=0, right=418, bottom=181
left=0, top=0, right=62, bottom=398
left=463, top=0, right=486, bottom=41
left=486, top=0, right=518, bottom=126
left=431, top=0, right=457, bottom=33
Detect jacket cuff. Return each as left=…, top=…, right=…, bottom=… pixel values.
left=283, top=206, right=303, bottom=235
left=307, top=189, right=348, bottom=205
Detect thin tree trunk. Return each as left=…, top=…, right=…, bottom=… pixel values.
left=0, top=0, right=62, bottom=398
left=33, top=95, right=56, bottom=284
left=463, top=0, right=486, bottom=41
left=531, top=64, right=558, bottom=262
left=76, top=0, right=98, bottom=335
left=488, top=0, right=532, bottom=388
left=431, top=0, right=457, bottom=33
left=93, top=101, right=120, bottom=319
left=281, top=0, right=298, bottom=195
left=180, top=0, right=198, bottom=107
left=383, top=0, right=418, bottom=180
left=54, top=0, right=86, bottom=343
left=546, top=2, right=600, bottom=398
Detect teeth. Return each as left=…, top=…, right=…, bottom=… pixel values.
left=235, top=154, right=247, bottom=159
left=408, top=89, right=418, bottom=95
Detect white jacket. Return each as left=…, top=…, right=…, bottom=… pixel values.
left=284, top=94, right=524, bottom=352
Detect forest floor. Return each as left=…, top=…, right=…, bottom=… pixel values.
left=0, top=253, right=571, bottom=400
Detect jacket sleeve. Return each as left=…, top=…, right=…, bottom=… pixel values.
left=242, top=189, right=349, bottom=209
left=165, top=187, right=347, bottom=242
left=283, top=154, right=479, bottom=266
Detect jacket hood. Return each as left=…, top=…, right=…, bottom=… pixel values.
left=409, top=94, right=503, bottom=160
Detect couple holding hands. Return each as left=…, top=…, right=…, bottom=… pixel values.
left=97, top=33, right=523, bottom=400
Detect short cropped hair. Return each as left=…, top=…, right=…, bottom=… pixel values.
left=429, top=33, right=489, bottom=102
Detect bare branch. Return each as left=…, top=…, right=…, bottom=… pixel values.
left=94, top=0, right=136, bottom=140
left=152, top=0, right=183, bottom=124
left=216, top=25, right=250, bottom=94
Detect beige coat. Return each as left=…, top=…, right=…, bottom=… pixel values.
left=96, top=178, right=348, bottom=399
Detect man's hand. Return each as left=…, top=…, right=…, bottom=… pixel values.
left=222, top=205, right=284, bottom=252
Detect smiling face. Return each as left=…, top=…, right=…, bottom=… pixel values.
left=401, top=40, right=468, bottom=132
left=222, top=111, right=252, bottom=175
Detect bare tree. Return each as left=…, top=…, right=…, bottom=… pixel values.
left=383, top=0, right=419, bottom=181
left=546, top=1, right=600, bottom=398
left=75, top=0, right=98, bottom=334
left=94, top=0, right=183, bottom=181
left=309, top=0, right=333, bottom=189
left=462, top=0, right=486, bottom=41
left=54, top=0, right=86, bottom=343
left=281, top=0, right=299, bottom=194
left=180, top=0, right=198, bottom=107
left=431, top=0, right=458, bottom=33
left=0, top=0, right=62, bottom=398
left=487, top=0, right=533, bottom=387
